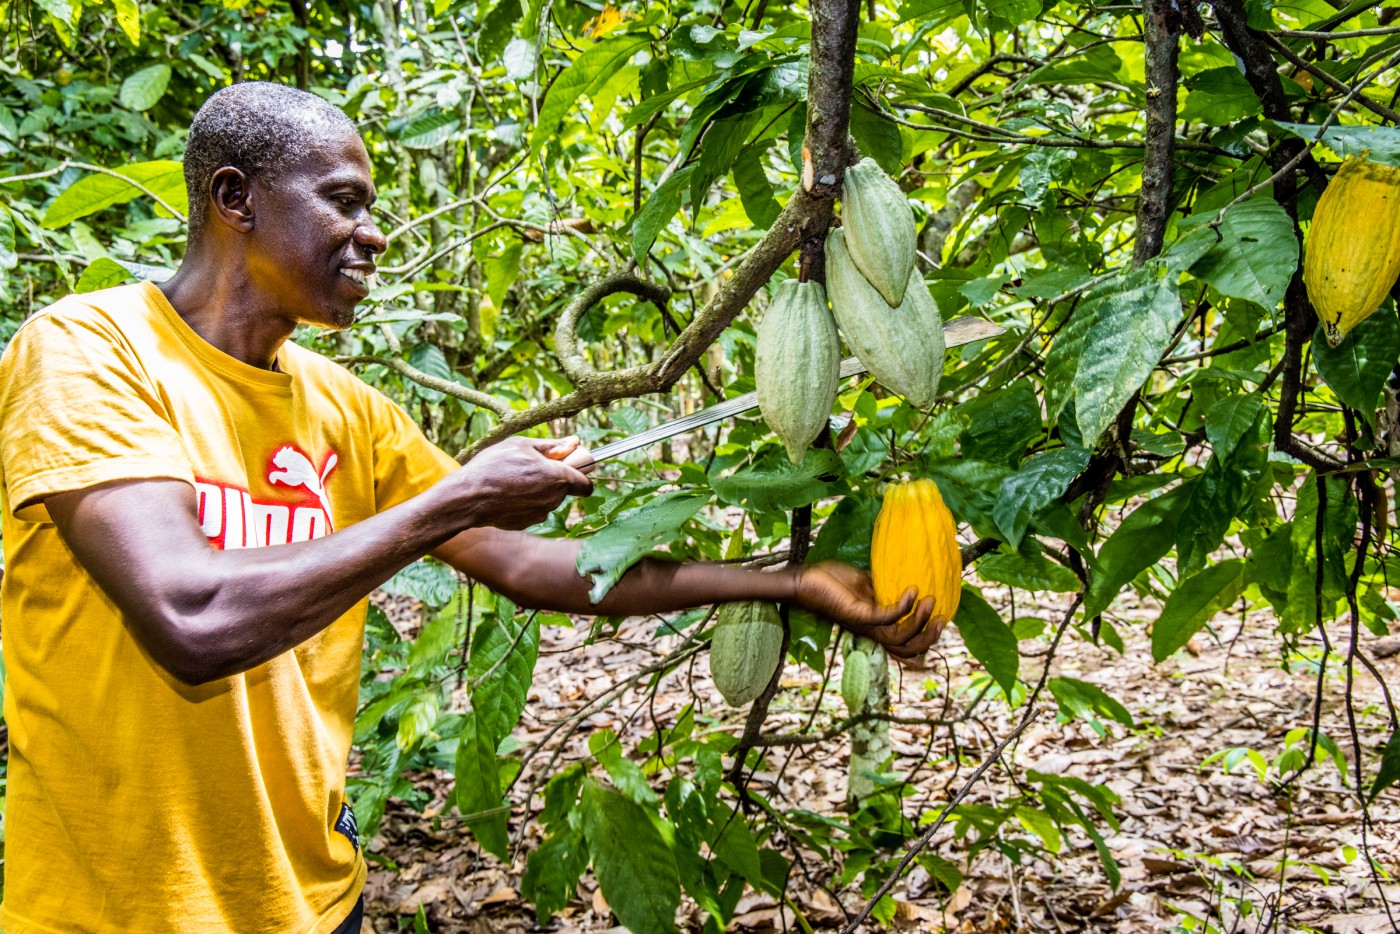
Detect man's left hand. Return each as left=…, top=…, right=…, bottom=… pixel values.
left=792, top=561, right=947, bottom=660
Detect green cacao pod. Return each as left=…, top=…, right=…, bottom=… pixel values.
left=825, top=227, right=946, bottom=410
left=756, top=279, right=841, bottom=463
left=709, top=601, right=783, bottom=707
left=840, top=647, right=871, bottom=713
left=1304, top=157, right=1400, bottom=347
left=841, top=158, right=916, bottom=306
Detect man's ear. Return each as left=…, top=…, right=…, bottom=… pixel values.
left=209, top=166, right=255, bottom=233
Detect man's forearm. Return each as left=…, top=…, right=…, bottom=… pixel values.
left=435, top=528, right=800, bottom=616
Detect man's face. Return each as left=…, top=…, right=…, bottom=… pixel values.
left=247, top=127, right=384, bottom=330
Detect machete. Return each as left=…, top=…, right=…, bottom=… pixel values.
left=568, top=316, right=1005, bottom=470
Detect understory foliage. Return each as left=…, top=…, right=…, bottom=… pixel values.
left=3, top=0, right=1400, bottom=929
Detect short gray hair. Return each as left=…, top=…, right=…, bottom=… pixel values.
left=184, top=82, right=357, bottom=243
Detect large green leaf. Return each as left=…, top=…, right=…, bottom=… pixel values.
left=1313, top=310, right=1400, bottom=428
left=1178, top=197, right=1298, bottom=310
left=532, top=34, right=651, bottom=152
left=119, top=64, right=171, bottom=111
left=1370, top=729, right=1400, bottom=803
left=382, top=558, right=459, bottom=606
left=468, top=607, right=540, bottom=746
left=522, top=822, right=590, bottom=923
left=43, top=161, right=187, bottom=229
left=1073, top=272, right=1182, bottom=447
left=632, top=164, right=697, bottom=262
left=807, top=493, right=880, bottom=569
left=1176, top=404, right=1268, bottom=573
left=977, top=548, right=1080, bottom=593
left=580, top=778, right=682, bottom=934
left=576, top=489, right=711, bottom=603
left=1047, top=677, right=1134, bottom=733
left=1276, top=121, right=1400, bottom=167
left=733, top=141, right=781, bottom=229
left=455, top=711, right=510, bottom=860
left=75, top=257, right=133, bottom=293
left=991, top=447, right=1090, bottom=547
left=1151, top=559, right=1246, bottom=663
left=713, top=449, right=843, bottom=514
left=952, top=584, right=1019, bottom=696
left=1082, top=482, right=1192, bottom=618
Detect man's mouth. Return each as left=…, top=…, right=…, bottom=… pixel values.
left=340, top=268, right=370, bottom=286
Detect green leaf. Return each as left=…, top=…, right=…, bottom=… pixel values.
left=42, top=161, right=187, bottom=229
left=808, top=494, right=880, bottom=569
left=400, top=112, right=459, bottom=149
left=1043, top=301, right=1093, bottom=425
left=709, top=805, right=765, bottom=886
left=952, top=584, right=1019, bottom=696
left=1082, top=482, right=1191, bottom=618
left=991, top=447, right=1090, bottom=547
left=733, top=142, right=781, bottom=229
left=75, top=256, right=133, bottom=293
left=580, top=778, right=682, bottom=934
left=455, top=711, right=510, bottom=860
left=576, top=489, right=710, bottom=603
left=1073, top=272, right=1182, bottom=447
left=977, top=548, right=1080, bottom=593
left=382, top=558, right=458, bottom=606
left=1048, top=677, right=1134, bottom=733
left=1369, top=730, right=1400, bottom=803
left=119, top=64, right=171, bottom=111
left=469, top=607, right=540, bottom=745
left=532, top=34, right=651, bottom=152
left=1176, top=404, right=1268, bottom=572
left=1314, top=310, right=1400, bottom=427
left=476, top=0, right=522, bottom=63
left=522, top=822, right=590, bottom=923
left=1275, top=122, right=1400, bottom=167
left=113, top=0, right=140, bottom=44
left=1205, top=394, right=1265, bottom=462
left=956, top=381, right=1042, bottom=467
left=713, top=449, right=843, bottom=514
left=589, top=729, right=659, bottom=807
left=632, top=164, right=696, bottom=262
left=849, top=99, right=904, bottom=174
left=1151, top=559, right=1246, bottom=663
left=1178, top=197, right=1298, bottom=309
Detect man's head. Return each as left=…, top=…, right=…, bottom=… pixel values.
left=183, top=83, right=385, bottom=329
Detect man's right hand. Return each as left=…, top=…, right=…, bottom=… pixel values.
left=447, top=435, right=594, bottom=531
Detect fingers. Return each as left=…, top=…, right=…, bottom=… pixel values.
left=562, top=445, right=597, bottom=475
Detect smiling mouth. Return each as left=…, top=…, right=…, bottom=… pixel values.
left=340, top=268, right=371, bottom=289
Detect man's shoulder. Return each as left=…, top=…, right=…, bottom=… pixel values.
left=17, top=282, right=155, bottom=334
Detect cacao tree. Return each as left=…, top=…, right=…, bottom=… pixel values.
left=3, top=0, right=1400, bottom=928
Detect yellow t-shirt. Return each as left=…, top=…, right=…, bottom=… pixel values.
left=0, top=281, right=459, bottom=933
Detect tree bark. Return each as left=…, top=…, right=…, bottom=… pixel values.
left=1133, top=0, right=1180, bottom=265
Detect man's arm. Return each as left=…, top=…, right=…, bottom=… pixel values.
left=433, top=529, right=944, bottom=658
left=44, top=437, right=592, bottom=685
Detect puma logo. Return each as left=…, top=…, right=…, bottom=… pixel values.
left=267, top=446, right=338, bottom=531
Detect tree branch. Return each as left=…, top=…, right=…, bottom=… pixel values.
left=1133, top=0, right=1181, bottom=265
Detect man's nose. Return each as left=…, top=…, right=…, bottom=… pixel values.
left=355, top=217, right=387, bottom=256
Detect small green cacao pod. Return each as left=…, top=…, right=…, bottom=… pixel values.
left=841, top=158, right=917, bottom=306
left=709, top=601, right=783, bottom=707
left=826, top=227, right=946, bottom=410
left=756, top=279, right=841, bottom=463
left=840, top=647, right=871, bottom=713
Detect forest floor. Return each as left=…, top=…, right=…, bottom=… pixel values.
left=358, top=579, right=1400, bottom=934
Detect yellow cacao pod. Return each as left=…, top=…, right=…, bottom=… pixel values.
left=871, top=479, right=960, bottom=639
left=841, top=158, right=916, bottom=306
left=709, top=601, right=783, bottom=707
left=755, top=279, right=841, bottom=463
left=826, top=227, right=945, bottom=410
left=1304, top=157, right=1400, bottom=347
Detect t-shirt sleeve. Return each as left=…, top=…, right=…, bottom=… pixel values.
left=368, top=390, right=461, bottom=513
left=0, top=306, right=194, bottom=523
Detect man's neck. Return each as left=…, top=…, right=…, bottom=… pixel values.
left=157, top=251, right=296, bottom=371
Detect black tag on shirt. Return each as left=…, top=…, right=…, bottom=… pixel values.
left=335, top=802, right=360, bottom=851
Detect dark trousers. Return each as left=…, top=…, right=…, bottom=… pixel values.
left=328, top=896, right=365, bottom=934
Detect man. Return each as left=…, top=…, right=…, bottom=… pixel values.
left=0, top=83, right=939, bottom=933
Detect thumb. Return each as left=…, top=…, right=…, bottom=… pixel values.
left=533, top=435, right=582, bottom=460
